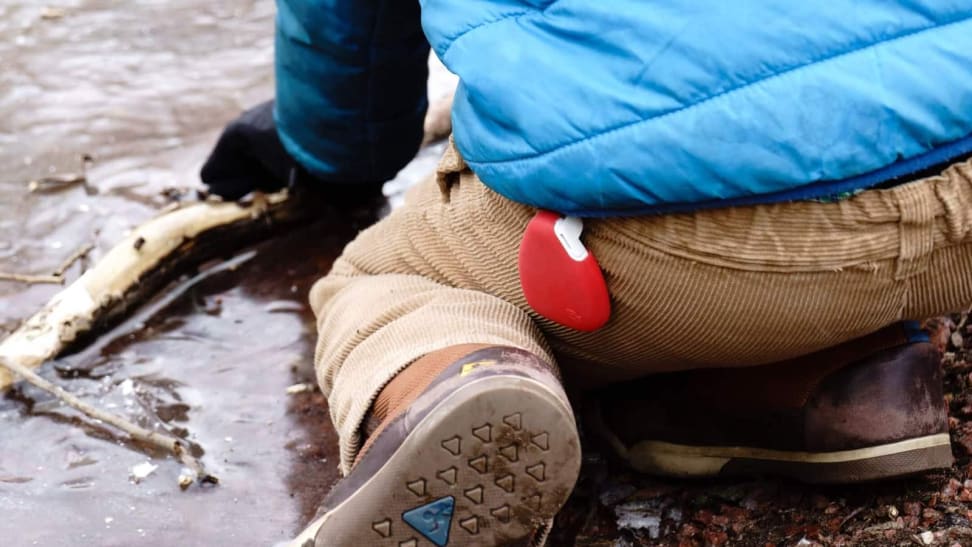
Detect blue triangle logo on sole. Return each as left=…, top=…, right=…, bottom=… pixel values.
left=402, top=495, right=455, bottom=546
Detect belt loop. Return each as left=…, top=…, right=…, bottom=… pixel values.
left=894, top=184, right=936, bottom=280
left=934, top=171, right=971, bottom=243
left=435, top=137, right=467, bottom=203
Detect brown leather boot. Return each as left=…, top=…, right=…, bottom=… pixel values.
left=291, top=346, right=581, bottom=547
left=593, top=323, right=952, bottom=483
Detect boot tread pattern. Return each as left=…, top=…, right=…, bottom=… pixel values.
left=319, top=380, right=579, bottom=546
left=395, top=412, right=552, bottom=545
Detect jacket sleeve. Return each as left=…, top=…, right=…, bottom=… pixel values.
left=274, top=0, right=430, bottom=183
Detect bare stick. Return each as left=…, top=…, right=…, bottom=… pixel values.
left=52, top=243, right=94, bottom=277
left=27, top=173, right=88, bottom=193
left=0, top=272, right=63, bottom=285
left=0, top=242, right=95, bottom=285
left=0, top=355, right=217, bottom=486
left=27, top=153, right=95, bottom=194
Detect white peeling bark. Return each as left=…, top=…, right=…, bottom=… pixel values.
left=0, top=190, right=302, bottom=390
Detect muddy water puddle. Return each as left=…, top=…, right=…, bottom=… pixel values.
left=2, top=221, right=351, bottom=545
left=0, top=1, right=453, bottom=545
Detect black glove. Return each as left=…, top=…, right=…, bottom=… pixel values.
left=200, top=100, right=294, bottom=201
left=200, top=100, right=384, bottom=205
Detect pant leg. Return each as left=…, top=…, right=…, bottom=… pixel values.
left=309, top=267, right=553, bottom=474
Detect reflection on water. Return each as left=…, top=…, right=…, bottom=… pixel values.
left=0, top=1, right=454, bottom=544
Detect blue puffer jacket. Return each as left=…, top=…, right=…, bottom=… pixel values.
left=276, top=0, right=972, bottom=216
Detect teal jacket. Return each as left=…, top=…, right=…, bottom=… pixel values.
left=275, top=0, right=972, bottom=216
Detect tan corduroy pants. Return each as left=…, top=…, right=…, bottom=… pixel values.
left=311, top=143, right=972, bottom=473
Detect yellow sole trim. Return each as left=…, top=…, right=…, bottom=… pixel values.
left=628, top=433, right=951, bottom=477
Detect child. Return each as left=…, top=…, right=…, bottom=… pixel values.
left=202, top=2, right=972, bottom=544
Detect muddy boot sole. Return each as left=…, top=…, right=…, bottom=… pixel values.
left=295, top=370, right=581, bottom=546
left=625, top=434, right=953, bottom=483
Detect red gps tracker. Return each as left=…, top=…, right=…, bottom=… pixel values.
left=518, top=211, right=611, bottom=331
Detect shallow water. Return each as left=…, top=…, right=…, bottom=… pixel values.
left=0, top=2, right=453, bottom=545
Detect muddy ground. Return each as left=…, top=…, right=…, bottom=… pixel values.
left=3, top=2, right=972, bottom=547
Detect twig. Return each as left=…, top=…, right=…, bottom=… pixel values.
left=52, top=243, right=94, bottom=277
left=27, top=153, right=94, bottom=194
left=0, top=355, right=217, bottom=486
left=0, top=242, right=94, bottom=285
left=839, top=506, right=867, bottom=530
left=0, top=272, right=62, bottom=284
left=27, top=173, right=87, bottom=193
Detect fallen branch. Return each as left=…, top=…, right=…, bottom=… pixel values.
left=0, top=189, right=313, bottom=390
left=0, top=355, right=216, bottom=486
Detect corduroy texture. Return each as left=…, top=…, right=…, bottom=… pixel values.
left=310, top=141, right=972, bottom=474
